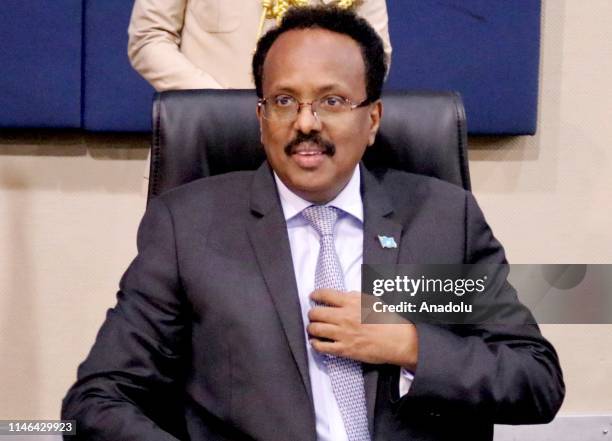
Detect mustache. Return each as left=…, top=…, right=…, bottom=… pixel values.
left=284, top=132, right=336, bottom=156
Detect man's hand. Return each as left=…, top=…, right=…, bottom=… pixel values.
left=307, top=289, right=418, bottom=371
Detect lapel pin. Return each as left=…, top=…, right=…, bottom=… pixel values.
left=377, top=235, right=397, bottom=249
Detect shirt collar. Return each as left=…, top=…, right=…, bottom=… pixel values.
left=274, top=166, right=363, bottom=223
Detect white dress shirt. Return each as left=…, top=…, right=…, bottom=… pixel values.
left=274, top=166, right=413, bottom=441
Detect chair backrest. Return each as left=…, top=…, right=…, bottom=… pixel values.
left=148, top=89, right=470, bottom=200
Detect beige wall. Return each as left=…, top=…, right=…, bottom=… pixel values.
left=1, top=0, right=610, bottom=419
left=0, top=135, right=149, bottom=418
left=469, top=0, right=612, bottom=413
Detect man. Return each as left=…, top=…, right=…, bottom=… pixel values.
left=63, top=7, right=564, bottom=440
left=129, top=0, right=391, bottom=195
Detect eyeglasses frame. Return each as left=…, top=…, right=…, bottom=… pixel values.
left=257, top=94, right=371, bottom=122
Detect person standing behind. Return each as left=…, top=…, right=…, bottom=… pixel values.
left=128, top=0, right=391, bottom=91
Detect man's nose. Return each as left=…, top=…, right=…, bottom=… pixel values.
left=293, top=103, right=321, bottom=134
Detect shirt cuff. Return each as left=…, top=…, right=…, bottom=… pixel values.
left=399, top=368, right=414, bottom=397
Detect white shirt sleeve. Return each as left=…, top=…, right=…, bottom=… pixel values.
left=399, top=368, right=414, bottom=397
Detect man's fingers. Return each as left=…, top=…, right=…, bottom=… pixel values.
left=307, top=322, right=340, bottom=341
left=310, top=289, right=347, bottom=306
left=310, top=339, right=345, bottom=358
left=308, top=305, right=339, bottom=323
left=310, top=289, right=360, bottom=306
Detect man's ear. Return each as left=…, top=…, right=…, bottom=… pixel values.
left=367, top=100, right=383, bottom=147
left=256, top=103, right=264, bottom=144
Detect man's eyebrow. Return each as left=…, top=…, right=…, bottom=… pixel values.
left=316, top=84, right=348, bottom=95
left=268, top=85, right=299, bottom=95
left=268, top=83, right=351, bottom=96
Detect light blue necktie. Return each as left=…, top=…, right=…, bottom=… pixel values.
left=302, top=205, right=371, bottom=441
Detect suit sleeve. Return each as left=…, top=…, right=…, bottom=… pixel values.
left=403, top=192, right=565, bottom=424
left=62, top=198, right=189, bottom=440
left=127, top=0, right=223, bottom=91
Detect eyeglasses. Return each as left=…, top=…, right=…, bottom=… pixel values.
left=258, top=94, right=370, bottom=123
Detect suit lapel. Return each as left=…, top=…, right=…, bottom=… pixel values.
left=360, top=165, right=403, bottom=435
left=246, top=164, right=314, bottom=407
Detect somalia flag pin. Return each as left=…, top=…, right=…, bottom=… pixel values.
left=377, top=235, right=397, bottom=249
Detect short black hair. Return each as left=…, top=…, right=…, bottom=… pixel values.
left=252, top=6, right=388, bottom=101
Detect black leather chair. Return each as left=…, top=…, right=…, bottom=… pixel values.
left=148, top=89, right=470, bottom=200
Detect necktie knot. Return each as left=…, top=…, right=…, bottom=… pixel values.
left=302, top=205, right=339, bottom=237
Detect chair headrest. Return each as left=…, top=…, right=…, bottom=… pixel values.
left=149, top=89, right=469, bottom=199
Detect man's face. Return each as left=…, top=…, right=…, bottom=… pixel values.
left=258, top=28, right=382, bottom=204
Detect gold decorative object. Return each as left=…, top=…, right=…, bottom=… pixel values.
left=258, top=0, right=360, bottom=40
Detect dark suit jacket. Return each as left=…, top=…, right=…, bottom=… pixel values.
left=62, top=163, right=564, bottom=441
